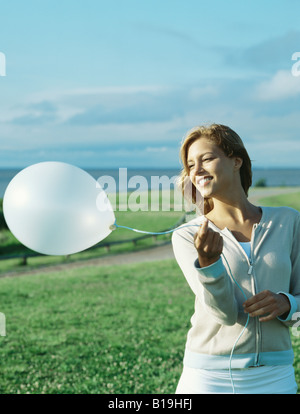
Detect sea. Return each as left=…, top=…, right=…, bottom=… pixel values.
left=1, top=167, right=300, bottom=198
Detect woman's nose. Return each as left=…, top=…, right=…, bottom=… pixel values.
left=194, top=163, right=204, bottom=175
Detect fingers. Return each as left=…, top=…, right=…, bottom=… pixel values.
left=194, top=218, right=223, bottom=267
left=243, top=291, right=272, bottom=320
left=199, top=217, right=209, bottom=237
left=257, top=313, right=278, bottom=323
left=243, top=291, right=269, bottom=312
left=194, top=218, right=208, bottom=245
left=243, top=290, right=290, bottom=322
left=243, top=291, right=275, bottom=316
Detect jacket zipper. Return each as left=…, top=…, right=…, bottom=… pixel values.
left=250, top=224, right=261, bottom=366
left=225, top=223, right=261, bottom=366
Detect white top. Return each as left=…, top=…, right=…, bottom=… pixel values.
left=177, top=239, right=297, bottom=394
left=239, top=241, right=251, bottom=259
left=176, top=364, right=297, bottom=394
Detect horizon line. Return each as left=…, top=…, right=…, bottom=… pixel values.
left=0, top=165, right=300, bottom=171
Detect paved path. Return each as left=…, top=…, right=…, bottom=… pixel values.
left=1, top=186, right=299, bottom=278
left=0, top=243, right=175, bottom=278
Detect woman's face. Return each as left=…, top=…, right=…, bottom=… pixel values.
left=187, top=137, right=241, bottom=199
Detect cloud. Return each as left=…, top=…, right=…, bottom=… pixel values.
left=12, top=113, right=57, bottom=125
left=222, top=30, right=300, bottom=72
left=133, top=21, right=203, bottom=50
left=64, top=87, right=187, bottom=126
left=64, top=84, right=220, bottom=126
left=6, top=100, right=58, bottom=125
left=5, top=84, right=218, bottom=127
left=146, top=146, right=168, bottom=152
left=1, top=78, right=299, bottom=168
left=66, top=102, right=178, bottom=125
left=255, top=69, right=300, bottom=100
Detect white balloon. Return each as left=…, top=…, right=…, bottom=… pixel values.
left=3, top=162, right=116, bottom=256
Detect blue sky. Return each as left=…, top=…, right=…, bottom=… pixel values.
left=0, top=0, right=300, bottom=169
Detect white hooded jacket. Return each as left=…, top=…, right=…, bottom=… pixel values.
left=172, top=206, right=300, bottom=369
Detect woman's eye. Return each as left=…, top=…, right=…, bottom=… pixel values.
left=187, top=158, right=213, bottom=169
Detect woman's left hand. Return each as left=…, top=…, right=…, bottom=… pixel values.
left=243, top=290, right=291, bottom=322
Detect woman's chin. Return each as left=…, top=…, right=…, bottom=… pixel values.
left=196, top=186, right=213, bottom=199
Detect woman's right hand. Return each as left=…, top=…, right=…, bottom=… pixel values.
left=194, top=218, right=223, bottom=267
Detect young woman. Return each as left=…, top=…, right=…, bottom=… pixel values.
left=172, top=124, right=299, bottom=394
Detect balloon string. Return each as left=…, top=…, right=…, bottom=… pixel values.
left=111, top=220, right=201, bottom=235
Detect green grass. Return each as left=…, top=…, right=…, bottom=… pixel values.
left=259, top=191, right=300, bottom=210
left=0, top=260, right=193, bottom=394
left=0, top=189, right=300, bottom=394
left=0, top=257, right=299, bottom=394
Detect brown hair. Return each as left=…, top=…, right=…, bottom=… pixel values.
left=177, top=124, right=252, bottom=214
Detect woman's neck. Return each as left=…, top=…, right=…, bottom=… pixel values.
left=206, top=193, right=261, bottom=226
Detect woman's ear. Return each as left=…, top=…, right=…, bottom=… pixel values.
left=234, top=157, right=243, bottom=171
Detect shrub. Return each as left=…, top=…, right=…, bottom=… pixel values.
left=254, top=178, right=267, bottom=187
left=0, top=199, right=8, bottom=230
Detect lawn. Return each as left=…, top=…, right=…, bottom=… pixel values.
left=0, top=189, right=299, bottom=394
left=0, top=260, right=193, bottom=394
left=259, top=191, right=300, bottom=210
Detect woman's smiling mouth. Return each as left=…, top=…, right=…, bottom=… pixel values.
left=196, top=176, right=213, bottom=187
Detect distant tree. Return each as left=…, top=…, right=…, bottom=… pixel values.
left=0, top=199, right=8, bottom=230
left=254, top=178, right=267, bottom=187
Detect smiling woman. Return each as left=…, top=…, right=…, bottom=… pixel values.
left=178, top=124, right=252, bottom=215
left=172, top=123, right=299, bottom=394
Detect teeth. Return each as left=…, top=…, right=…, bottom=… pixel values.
left=198, top=177, right=212, bottom=185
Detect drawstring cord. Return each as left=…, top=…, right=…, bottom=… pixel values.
left=111, top=219, right=250, bottom=394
